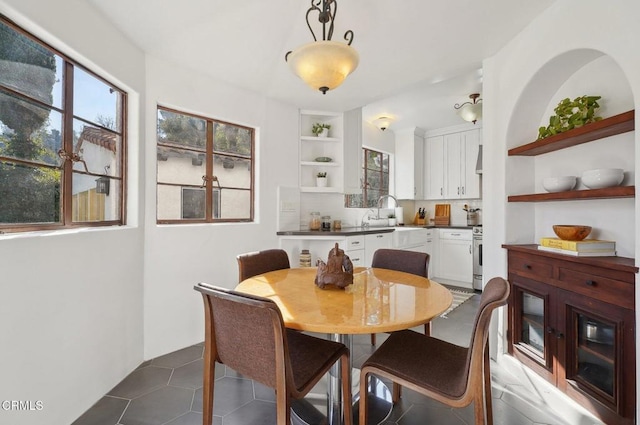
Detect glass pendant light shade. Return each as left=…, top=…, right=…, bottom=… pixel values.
left=287, top=40, right=359, bottom=94
left=457, top=102, right=483, bottom=123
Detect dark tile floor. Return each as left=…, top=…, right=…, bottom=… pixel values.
left=72, top=294, right=602, bottom=425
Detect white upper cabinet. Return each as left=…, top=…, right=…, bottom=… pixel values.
left=299, top=110, right=344, bottom=193
left=425, top=128, right=480, bottom=200
left=425, top=135, right=444, bottom=199
left=395, top=127, right=425, bottom=199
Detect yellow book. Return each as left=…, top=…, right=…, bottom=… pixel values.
left=539, top=237, right=615, bottom=252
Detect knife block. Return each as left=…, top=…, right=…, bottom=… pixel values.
left=413, top=212, right=427, bottom=225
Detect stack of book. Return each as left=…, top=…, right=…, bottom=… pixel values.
left=538, top=237, right=616, bottom=257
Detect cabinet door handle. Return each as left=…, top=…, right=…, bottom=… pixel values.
left=376, top=235, right=383, bottom=238
left=352, top=241, right=360, bottom=245
left=469, top=245, right=472, bottom=254
left=585, top=280, right=596, bottom=286
left=457, top=187, right=460, bottom=195
left=440, top=188, right=443, bottom=196
left=462, top=186, right=465, bottom=195
left=352, top=257, right=360, bottom=262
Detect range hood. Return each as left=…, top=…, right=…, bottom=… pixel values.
left=475, top=144, right=483, bottom=174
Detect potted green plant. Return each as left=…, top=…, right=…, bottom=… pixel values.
left=387, top=213, right=397, bottom=227
left=316, top=171, right=327, bottom=187
left=312, top=123, right=331, bottom=137
left=537, top=95, right=602, bottom=139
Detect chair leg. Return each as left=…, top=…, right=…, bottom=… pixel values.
left=276, top=390, right=290, bottom=425
left=370, top=333, right=376, bottom=345
left=341, top=355, right=353, bottom=425
left=483, top=346, right=493, bottom=425
left=392, top=382, right=402, bottom=403
left=202, top=339, right=215, bottom=425
left=424, top=322, right=431, bottom=336
left=359, top=369, right=369, bottom=425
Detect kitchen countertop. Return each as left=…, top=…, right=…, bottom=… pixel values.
left=277, top=224, right=476, bottom=236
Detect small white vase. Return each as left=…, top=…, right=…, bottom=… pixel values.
left=316, top=177, right=327, bottom=187
left=318, top=128, right=329, bottom=138
left=388, top=218, right=397, bottom=226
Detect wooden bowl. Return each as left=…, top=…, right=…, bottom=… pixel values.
left=553, top=225, right=592, bottom=241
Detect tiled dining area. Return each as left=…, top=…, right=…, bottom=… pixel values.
left=71, top=292, right=602, bottom=425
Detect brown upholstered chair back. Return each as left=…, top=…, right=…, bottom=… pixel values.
left=371, top=248, right=429, bottom=278
left=195, top=284, right=291, bottom=389
left=464, top=277, right=510, bottom=386
left=237, top=249, right=291, bottom=282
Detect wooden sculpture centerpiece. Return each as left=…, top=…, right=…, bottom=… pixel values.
left=315, top=243, right=354, bottom=289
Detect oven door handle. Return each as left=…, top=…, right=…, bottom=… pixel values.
left=478, top=243, right=482, bottom=267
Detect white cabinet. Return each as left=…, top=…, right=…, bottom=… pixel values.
left=424, top=128, right=480, bottom=200
left=395, top=127, right=425, bottom=199
left=424, top=135, right=444, bottom=199
left=364, top=232, right=393, bottom=266
left=425, top=228, right=436, bottom=278
left=444, top=129, right=480, bottom=199
left=299, top=110, right=344, bottom=193
left=344, top=235, right=365, bottom=266
left=436, top=229, right=472, bottom=286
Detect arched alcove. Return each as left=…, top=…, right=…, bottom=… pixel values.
left=503, top=49, right=635, bottom=255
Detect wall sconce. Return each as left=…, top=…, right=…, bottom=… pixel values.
left=373, top=116, right=393, bottom=131
left=454, top=93, right=482, bottom=124
left=96, top=177, right=110, bottom=195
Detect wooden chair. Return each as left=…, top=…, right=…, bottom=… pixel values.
left=359, top=277, right=510, bottom=425
left=194, top=283, right=352, bottom=425
left=236, top=249, right=290, bottom=282
left=370, top=248, right=430, bottom=345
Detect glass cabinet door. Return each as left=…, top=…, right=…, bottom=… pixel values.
left=570, top=312, right=616, bottom=400
left=521, top=292, right=545, bottom=356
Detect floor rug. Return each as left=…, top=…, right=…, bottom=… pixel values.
left=440, top=288, right=475, bottom=318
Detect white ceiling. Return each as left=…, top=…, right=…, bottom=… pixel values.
left=86, top=0, right=555, bottom=132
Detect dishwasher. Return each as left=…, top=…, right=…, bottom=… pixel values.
left=437, top=229, right=473, bottom=288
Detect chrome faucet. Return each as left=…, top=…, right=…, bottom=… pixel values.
left=377, top=194, right=398, bottom=221
left=360, top=208, right=376, bottom=228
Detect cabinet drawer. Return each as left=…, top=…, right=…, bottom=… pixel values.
left=346, top=249, right=364, bottom=266
left=345, top=235, right=364, bottom=250
left=558, top=267, right=634, bottom=310
left=509, top=253, right=553, bottom=279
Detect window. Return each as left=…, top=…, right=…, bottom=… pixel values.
left=156, top=107, right=254, bottom=223
left=363, top=148, right=390, bottom=206
left=0, top=17, right=127, bottom=233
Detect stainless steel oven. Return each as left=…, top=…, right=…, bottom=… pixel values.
left=472, top=226, right=483, bottom=290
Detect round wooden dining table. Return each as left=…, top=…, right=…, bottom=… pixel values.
left=236, top=266, right=453, bottom=425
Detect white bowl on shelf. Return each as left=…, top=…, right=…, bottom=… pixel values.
left=542, top=176, right=576, bottom=193
left=581, top=168, right=624, bottom=189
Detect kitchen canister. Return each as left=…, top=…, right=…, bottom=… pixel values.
left=321, top=215, right=332, bottom=231
left=309, top=212, right=321, bottom=230
left=299, top=249, right=312, bottom=267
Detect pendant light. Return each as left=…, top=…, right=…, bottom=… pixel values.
left=454, top=93, right=483, bottom=124
left=285, top=0, right=359, bottom=95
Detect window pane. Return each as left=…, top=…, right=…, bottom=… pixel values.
left=382, top=154, right=389, bottom=172
left=157, top=147, right=206, bottom=186
left=214, top=123, right=251, bottom=156
left=157, top=109, right=206, bottom=149
left=73, top=121, right=121, bottom=176
left=0, top=161, right=61, bottom=224
left=71, top=173, right=120, bottom=222
left=0, top=89, right=63, bottom=166
left=73, top=67, right=122, bottom=131
left=213, top=155, right=251, bottom=189
left=157, top=184, right=185, bottom=220
left=366, top=150, right=381, bottom=171
left=368, top=170, right=381, bottom=189
left=0, top=21, right=61, bottom=108
left=366, top=190, right=381, bottom=208
left=219, top=189, right=251, bottom=219
left=181, top=187, right=206, bottom=219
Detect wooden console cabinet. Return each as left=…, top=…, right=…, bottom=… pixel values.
left=503, top=245, right=637, bottom=425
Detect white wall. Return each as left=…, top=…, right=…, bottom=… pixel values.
left=0, top=0, right=146, bottom=424
left=143, top=55, right=299, bottom=359
left=483, top=0, right=640, bottom=416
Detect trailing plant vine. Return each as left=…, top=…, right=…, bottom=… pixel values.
left=538, top=95, right=602, bottom=139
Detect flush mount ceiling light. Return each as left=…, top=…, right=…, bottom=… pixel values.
left=373, top=116, right=393, bottom=131
left=454, top=93, right=483, bottom=124
left=285, top=0, right=359, bottom=95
